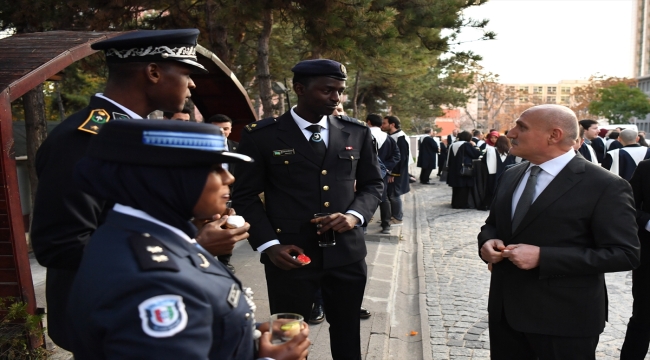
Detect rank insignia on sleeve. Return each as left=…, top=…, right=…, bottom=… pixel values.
left=138, top=295, right=188, bottom=338
left=78, top=109, right=111, bottom=135
left=227, top=284, right=241, bottom=308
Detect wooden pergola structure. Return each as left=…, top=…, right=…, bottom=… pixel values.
left=0, top=31, right=257, bottom=346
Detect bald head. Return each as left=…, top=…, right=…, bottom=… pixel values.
left=508, top=105, right=579, bottom=164
left=521, top=105, right=578, bottom=146
left=619, top=129, right=639, bottom=146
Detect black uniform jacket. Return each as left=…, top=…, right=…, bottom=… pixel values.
left=69, top=211, right=255, bottom=359
left=417, top=136, right=438, bottom=169
left=478, top=156, right=640, bottom=337
left=232, top=112, right=384, bottom=269
left=31, top=95, right=126, bottom=268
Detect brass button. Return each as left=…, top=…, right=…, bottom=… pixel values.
left=142, top=233, right=151, bottom=237
left=321, top=170, right=327, bottom=175
left=351, top=156, right=354, bottom=160
left=324, top=202, right=330, bottom=207
left=323, top=186, right=329, bottom=191
left=284, top=160, right=289, bottom=165
left=245, top=313, right=250, bottom=319
left=276, top=228, right=281, bottom=233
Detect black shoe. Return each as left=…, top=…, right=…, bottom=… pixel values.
left=360, top=307, right=371, bottom=319
left=226, top=263, right=236, bottom=274
left=381, top=227, right=391, bottom=234
left=309, top=304, right=325, bottom=324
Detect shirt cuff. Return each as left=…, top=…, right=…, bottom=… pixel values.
left=346, top=210, right=364, bottom=227
left=645, top=220, right=650, bottom=233
left=257, top=240, right=281, bottom=253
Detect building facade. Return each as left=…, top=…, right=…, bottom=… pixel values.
left=635, top=0, right=650, bottom=78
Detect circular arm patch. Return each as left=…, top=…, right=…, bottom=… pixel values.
left=138, top=295, right=188, bottom=338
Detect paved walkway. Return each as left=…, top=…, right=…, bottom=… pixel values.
left=413, top=181, right=639, bottom=359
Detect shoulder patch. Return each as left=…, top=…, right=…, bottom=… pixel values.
left=138, top=295, right=188, bottom=338
left=336, top=115, right=367, bottom=127
left=129, top=233, right=179, bottom=272
left=78, top=109, right=111, bottom=135
left=245, top=117, right=278, bottom=132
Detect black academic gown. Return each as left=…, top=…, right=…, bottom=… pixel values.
left=389, top=131, right=411, bottom=196
left=578, top=142, right=594, bottom=162
left=591, top=137, right=607, bottom=164
left=377, top=135, right=400, bottom=202
left=30, top=95, right=129, bottom=349
left=602, top=144, right=650, bottom=181
left=417, top=136, right=438, bottom=183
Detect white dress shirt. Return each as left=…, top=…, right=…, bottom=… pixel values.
left=256, top=107, right=364, bottom=253
left=511, top=150, right=575, bottom=219
left=95, top=93, right=142, bottom=119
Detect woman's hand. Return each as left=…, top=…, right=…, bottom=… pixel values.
left=258, top=323, right=310, bottom=360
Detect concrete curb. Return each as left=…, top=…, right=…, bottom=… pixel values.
left=416, top=192, right=434, bottom=360
left=366, top=311, right=390, bottom=359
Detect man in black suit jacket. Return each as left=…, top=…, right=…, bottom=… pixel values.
left=417, top=128, right=438, bottom=184
left=233, top=59, right=383, bottom=360
left=478, top=104, right=640, bottom=359
left=622, top=159, right=650, bottom=359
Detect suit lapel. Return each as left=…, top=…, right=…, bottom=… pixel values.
left=500, top=163, right=527, bottom=239
left=511, top=156, right=585, bottom=238
left=276, top=112, right=322, bottom=166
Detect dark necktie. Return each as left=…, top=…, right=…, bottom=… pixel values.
left=307, top=124, right=326, bottom=162
left=512, top=166, right=541, bottom=231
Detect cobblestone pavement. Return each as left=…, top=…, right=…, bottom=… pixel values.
left=414, top=182, right=640, bottom=360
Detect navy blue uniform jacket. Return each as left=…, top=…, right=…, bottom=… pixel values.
left=69, top=211, right=256, bottom=359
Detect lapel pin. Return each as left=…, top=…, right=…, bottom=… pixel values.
left=345, top=146, right=353, bottom=150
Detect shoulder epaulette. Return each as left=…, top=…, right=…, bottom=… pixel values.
left=245, top=117, right=278, bottom=132
left=78, top=109, right=111, bottom=135
left=128, top=233, right=179, bottom=272
left=336, top=115, right=367, bottom=127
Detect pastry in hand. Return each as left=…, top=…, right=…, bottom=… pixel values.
left=225, top=215, right=245, bottom=229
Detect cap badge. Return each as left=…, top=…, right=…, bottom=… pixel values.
left=340, top=64, right=347, bottom=75
left=138, top=295, right=188, bottom=338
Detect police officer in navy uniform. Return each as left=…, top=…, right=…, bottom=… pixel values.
left=233, top=59, right=384, bottom=359
left=30, top=29, right=250, bottom=350
left=69, top=119, right=310, bottom=359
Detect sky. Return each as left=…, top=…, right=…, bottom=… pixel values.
left=454, top=0, right=636, bottom=84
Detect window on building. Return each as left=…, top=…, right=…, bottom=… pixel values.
left=560, top=96, right=570, bottom=104
left=547, top=86, right=557, bottom=94
left=561, top=87, right=571, bottom=94
left=546, top=96, right=556, bottom=104
left=533, top=86, right=543, bottom=94
left=518, top=86, right=529, bottom=93
left=519, top=96, right=529, bottom=102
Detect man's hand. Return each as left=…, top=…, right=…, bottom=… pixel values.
left=388, top=175, right=395, bottom=184
left=258, top=323, right=310, bottom=360
left=480, top=239, right=505, bottom=264
left=311, top=213, right=358, bottom=233
left=265, top=245, right=306, bottom=270
left=195, top=215, right=250, bottom=256
left=501, top=244, right=540, bottom=270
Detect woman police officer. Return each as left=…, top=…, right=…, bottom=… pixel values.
left=67, top=119, right=310, bottom=359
